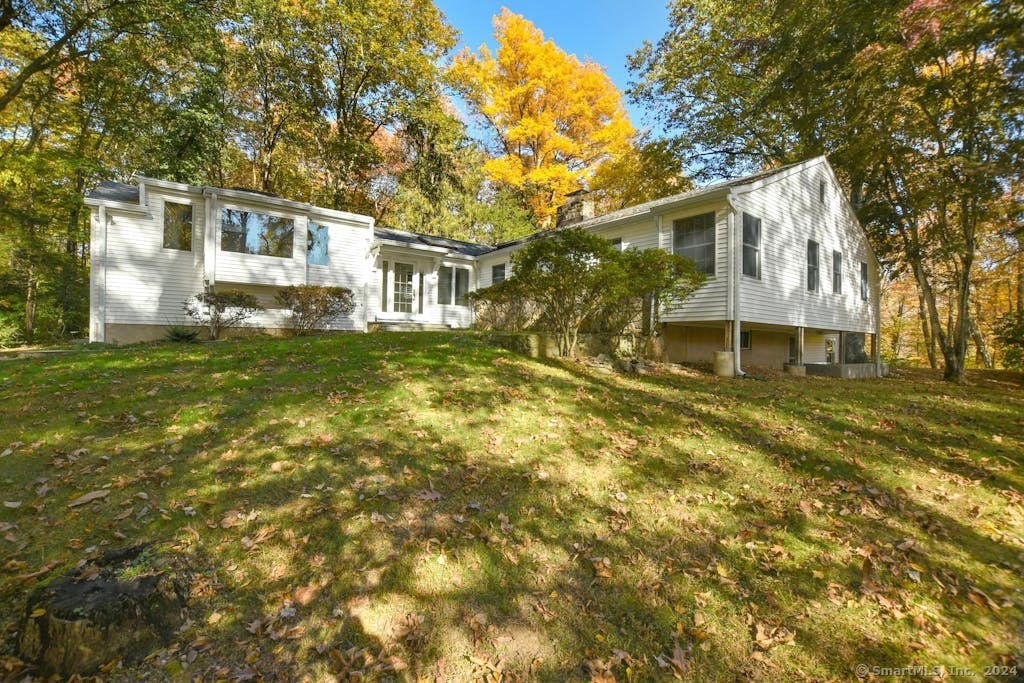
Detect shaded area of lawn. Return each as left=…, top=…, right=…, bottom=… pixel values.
left=0, top=333, right=1021, bottom=681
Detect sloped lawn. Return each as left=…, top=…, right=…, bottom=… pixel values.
left=0, top=332, right=1021, bottom=681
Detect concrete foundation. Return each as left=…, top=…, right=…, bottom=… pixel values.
left=805, top=362, right=889, bottom=378
left=784, top=363, right=806, bottom=377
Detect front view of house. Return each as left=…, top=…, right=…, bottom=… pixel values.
left=86, top=157, right=883, bottom=376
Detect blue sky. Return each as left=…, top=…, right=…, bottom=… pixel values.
left=433, top=0, right=670, bottom=132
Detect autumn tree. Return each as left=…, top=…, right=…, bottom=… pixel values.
left=631, top=0, right=1023, bottom=382
left=450, top=9, right=634, bottom=227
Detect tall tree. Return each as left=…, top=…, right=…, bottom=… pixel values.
left=631, top=0, right=1023, bottom=382
left=450, top=9, right=635, bottom=227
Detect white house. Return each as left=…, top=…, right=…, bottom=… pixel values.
left=85, top=157, right=883, bottom=377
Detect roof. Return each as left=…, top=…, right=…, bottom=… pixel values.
left=86, top=158, right=824, bottom=257
left=86, top=180, right=139, bottom=204
left=373, top=226, right=492, bottom=257
left=487, top=158, right=815, bottom=253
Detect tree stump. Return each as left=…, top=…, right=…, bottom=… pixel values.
left=17, top=545, right=188, bottom=677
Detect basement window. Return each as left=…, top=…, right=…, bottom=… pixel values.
left=740, top=331, right=752, bottom=350
left=163, top=202, right=192, bottom=251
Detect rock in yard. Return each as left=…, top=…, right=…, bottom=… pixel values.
left=18, top=544, right=189, bottom=677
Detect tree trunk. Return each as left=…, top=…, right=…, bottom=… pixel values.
left=917, top=289, right=936, bottom=368
left=970, top=317, right=993, bottom=369
left=24, top=264, right=36, bottom=345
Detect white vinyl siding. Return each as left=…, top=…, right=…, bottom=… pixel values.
left=102, top=192, right=205, bottom=327
left=733, top=160, right=878, bottom=333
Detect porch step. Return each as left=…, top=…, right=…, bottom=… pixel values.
left=368, top=322, right=453, bottom=332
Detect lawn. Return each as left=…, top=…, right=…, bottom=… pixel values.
left=0, top=332, right=1021, bottom=681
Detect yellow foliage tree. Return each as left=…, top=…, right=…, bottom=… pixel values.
left=450, top=9, right=634, bottom=227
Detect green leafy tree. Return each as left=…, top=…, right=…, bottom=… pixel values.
left=473, top=229, right=704, bottom=358
left=994, top=312, right=1024, bottom=369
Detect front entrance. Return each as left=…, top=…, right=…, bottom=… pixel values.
left=379, top=259, right=422, bottom=320
left=393, top=262, right=415, bottom=313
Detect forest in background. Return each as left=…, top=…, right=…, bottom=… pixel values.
left=1, top=0, right=1020, bottom=381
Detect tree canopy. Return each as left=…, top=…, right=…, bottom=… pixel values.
left=450, top=9, right=636, bottom=227
left=630, top=0, right=1023, bottom=381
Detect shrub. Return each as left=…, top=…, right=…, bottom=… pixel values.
left=184, top=290, right=264, bottom=340
left=275, top=285, right=355, bottom=335
left=164, top=325, right=200, bottom=343
left=470, top=228, right=705, bottom=358
left=994, top=312, right=1024, bottom=369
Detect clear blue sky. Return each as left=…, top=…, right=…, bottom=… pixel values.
left=433, top=0, right=669, bottom=132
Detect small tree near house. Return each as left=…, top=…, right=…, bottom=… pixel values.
left=184, top=290, right=264, bottom=340
left=275, top=285, right=355, bottom=335
left=605, top=247, right=705, bottom=353
left=471, top=227, right=704, bottom=358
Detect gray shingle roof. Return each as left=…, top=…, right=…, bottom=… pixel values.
left=86, top=180, right=139, bottom=204
left=374, top=226, right=492, bottom=257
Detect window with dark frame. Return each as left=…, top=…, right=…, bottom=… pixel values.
left=807, top=240, right=820, bottom=292
left=307, top=222, right=328, bottom=265
left=492, top=263, right=506, bottom=284
left=740, top=331, right=752, bottom=350
left=832, top=250, right=842, bottom=294
left=742, top=214, right=760, bottom=278
left=860, top=262, right=869, bottom=300
left=163, top=202, right=192, bottom=251
left=221, top=208, right=294, bottom=258
left=819, top=179, right=826, bottom=204
left=673, top=212, right=716, bottom=275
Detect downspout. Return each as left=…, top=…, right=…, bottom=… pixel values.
left=725, top=193, right=743, bottom=377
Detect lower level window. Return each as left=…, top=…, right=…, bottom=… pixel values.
left=740, top=331, right=752, bottom=350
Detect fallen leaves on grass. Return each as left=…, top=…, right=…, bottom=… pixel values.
left=67, top=489, right=109, bottom=507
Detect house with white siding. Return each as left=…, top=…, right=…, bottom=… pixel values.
left=85, top=157, right=883, bottom=377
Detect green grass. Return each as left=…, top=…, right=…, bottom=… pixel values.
left=0, top=332, right=1021, bottom=681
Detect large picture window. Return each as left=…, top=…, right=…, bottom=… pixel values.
left=673, top=212, right=715, bottom=275
left=307, top=222, right=328, bottom=265
left=163, top=202, right=192, bottom=251
left=742, top=214, right=760, bottom=278
left=807, top=240, right=820, bottom=292
left=439, top=265, right=470, bottom=306
left=221, top=208, right=294, bottom=258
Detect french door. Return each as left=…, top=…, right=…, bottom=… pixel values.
left=392, top=262, right=415, bottom=314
